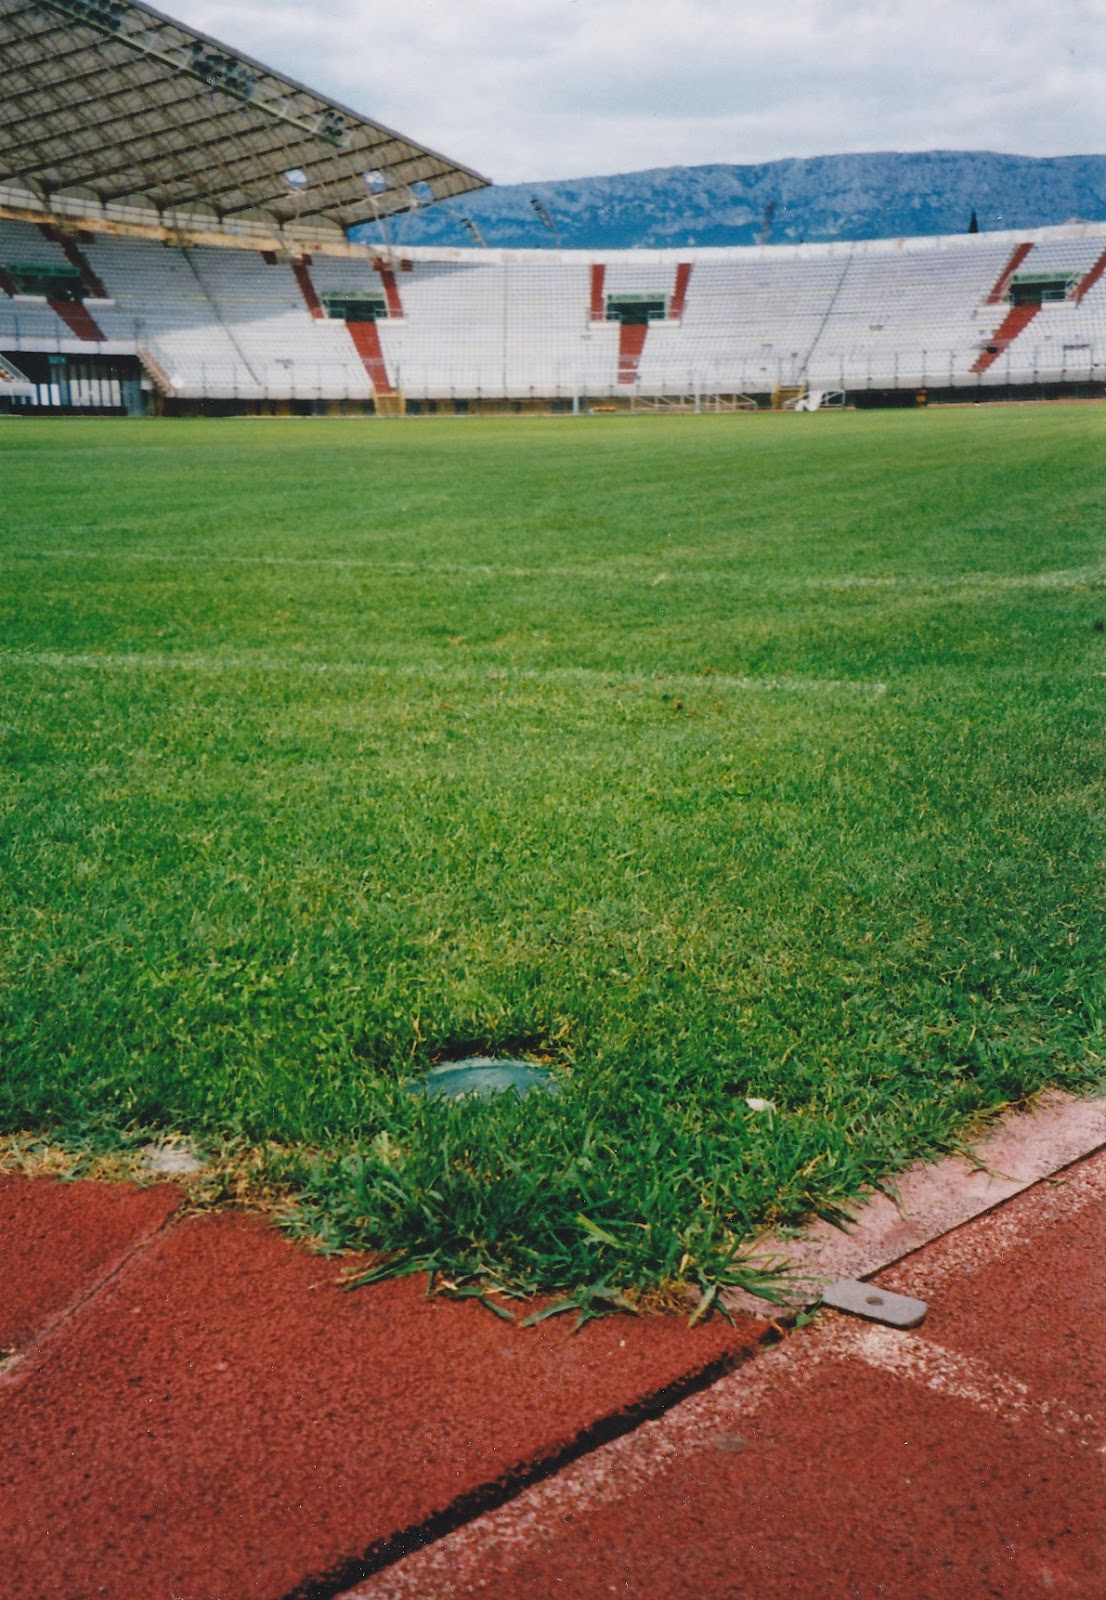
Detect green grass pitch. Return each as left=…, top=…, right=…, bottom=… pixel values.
left=1, top=406, right=1103, bottom=1302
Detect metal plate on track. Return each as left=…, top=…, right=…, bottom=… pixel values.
left=821, top=1278, right=928, bottom=1328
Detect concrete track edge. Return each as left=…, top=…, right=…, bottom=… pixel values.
left=723, top=1087, right=1106, bottom=1316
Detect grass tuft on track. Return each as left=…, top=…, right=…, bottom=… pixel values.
left=2, top=407, right=1104, bottom=1302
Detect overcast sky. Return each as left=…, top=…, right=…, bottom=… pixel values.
left=168, top=0, right=1106, bottom=184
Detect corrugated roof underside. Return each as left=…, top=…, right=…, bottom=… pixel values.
left=0, top=0, right=488, bottom=229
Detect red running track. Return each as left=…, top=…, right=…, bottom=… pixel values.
left=0, top=1180, right=767, bottom=1600
left=353, top=1148, right=1106, bottom=1600
left=3, top=1106, right=1104, bottom=1600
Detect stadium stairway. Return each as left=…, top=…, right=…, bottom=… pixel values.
left=346, top=319, right=395, bottom=396
left=986, top=241, right=1034, bottom=304
left=612, top=263, right=693, bottom=386
left=1075, top=248, right=1106, bottom=303
left=372, top=259, right=405, bottom=320
left=617, top=322, right=649, bottom=384
left=0, top=352, right=34, bottom=395
left=971, top=302, right=1042, bottom=373
left=33, top=223, right=110, bottom=342
left=137, top=347, right=173, bottom=399
left=589, top=263, right=606, bottom=322
left=284, top=255, right=326, bottom=321
left=0, top=219, right=106, bottom=344
left=37, top=223, right=108, bottom=301
left=669, top=262, right=693, bottom=320
left=47, top=299, right=105, bottom=342
left=341, top=260, right=404, bottom=397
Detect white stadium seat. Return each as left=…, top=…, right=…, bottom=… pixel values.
left=3, top=218, right=1104, bottom=407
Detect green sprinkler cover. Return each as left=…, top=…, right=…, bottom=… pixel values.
left=412, top=1057, right=558, bottom=1100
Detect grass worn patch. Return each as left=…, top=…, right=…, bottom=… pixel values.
left=1, top=407, right=1104, bottom=1301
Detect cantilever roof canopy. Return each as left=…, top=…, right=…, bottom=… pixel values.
left=0, top=0, right=489, bottom=235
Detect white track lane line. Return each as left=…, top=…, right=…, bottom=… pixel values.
left=836, top=1322, right=1104, bottom=1455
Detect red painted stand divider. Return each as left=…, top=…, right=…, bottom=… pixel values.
left=971, top=302, right=1041, bottom=373
left=589, top=263, right=606, bottom=323
left=1075, top=248, right=1106, bottom=303
left=618, top=322, right=649, bottom=384
left=986, top=242, right=1033, bottom=304
left=48, top=299, right=104, bottom=341
left=669, top=262, right=692, bottom=320
left=291, top=257, right=325, bottom=320
left=347, top=320, right=394, bottom=394
left=38, top=222, right=109, bottom=301
left=373, top=261, right=405, bottom=321
left=602, top=261, right=693, bottom=384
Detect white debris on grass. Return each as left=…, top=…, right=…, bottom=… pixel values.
left=143, top=1143, right=207, bottom=1177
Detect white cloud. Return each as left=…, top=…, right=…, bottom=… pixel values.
left=168, top=0, right=1106, bottom=182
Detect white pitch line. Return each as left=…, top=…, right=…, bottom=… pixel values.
left=0, top=650, right=886, bottom=696
left=7, top=549, right=1105, bottom=594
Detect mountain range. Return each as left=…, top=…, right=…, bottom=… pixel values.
left=363, top=151, right=1106, bottom=252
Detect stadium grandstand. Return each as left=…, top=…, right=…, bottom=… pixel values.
left=2, top=0, right=1104, bottom=417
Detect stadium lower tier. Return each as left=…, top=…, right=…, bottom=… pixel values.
left=1, top=217, right=1104, bottom=413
